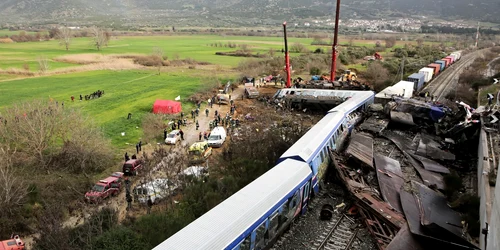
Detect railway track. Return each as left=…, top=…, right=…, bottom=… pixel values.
left=312, top=214, right=358, bottom=250
left=422, top=51, right=481, bottom=101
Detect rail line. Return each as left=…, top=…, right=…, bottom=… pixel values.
left=312, top=214, right=358, bottom=250
left=422, top=51, right=480, bottom=101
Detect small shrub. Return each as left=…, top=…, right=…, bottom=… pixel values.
left=310, top=67, right=321, bottom=75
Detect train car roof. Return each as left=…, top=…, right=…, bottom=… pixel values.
left=328, top=90, right=374, bottom=114
left=153, top=159, right=312, bottom=250
left=279, top=112, right=345, bottom=163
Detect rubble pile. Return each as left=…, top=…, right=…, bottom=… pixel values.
left=331, top=98, right=483, bottom=250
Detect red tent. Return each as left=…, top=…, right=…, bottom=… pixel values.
left=152, top=100, right=181, bottom=114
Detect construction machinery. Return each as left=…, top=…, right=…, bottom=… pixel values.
left=340, top=70, right=357, bottom=82
left=374, top=52, right=383, bottom=60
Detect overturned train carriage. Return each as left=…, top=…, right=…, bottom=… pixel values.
left=277, top=90, right=375, bottom=193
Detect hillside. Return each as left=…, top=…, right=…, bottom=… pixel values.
left=0, top=0, right=498, bottom=26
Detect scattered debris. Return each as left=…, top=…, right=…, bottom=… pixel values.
left=346, top=132, right=374, bottom=168
left=390, top=111, right=415, bottom=126
left=408, top=152, right=450, bottom=174
left=359, top=116, right=389, bottom=134
left=374, top=154, right=405, bottom=213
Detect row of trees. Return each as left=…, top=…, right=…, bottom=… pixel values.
left=3, top=26, right=110, bottom=51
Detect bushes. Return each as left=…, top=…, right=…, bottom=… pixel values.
left=133, top=55, right=165, bottom=67
left=290, top=42, right=309, bottom=53
left=91, top=226, right=146, bottom=250
left=310, top=67, right=321, bottom=75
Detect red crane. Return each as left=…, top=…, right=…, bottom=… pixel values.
left=330, top=0, right=341, bottom=81
left=283, top=22, right=291, bottom=88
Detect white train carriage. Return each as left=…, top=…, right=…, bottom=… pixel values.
left=277, top=112, right=346, bottom=194
left=278, top=90, right=374, bottom=193
left=329, top=90, right=374, bottom=114
left=153, top=159, right=312, bottom=250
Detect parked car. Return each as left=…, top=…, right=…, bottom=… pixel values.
left=0, top=235, right=24, bottom=250
left=188, top=141, right=212, bottom=164
left=111, top=172, right=124, bottom=182
left=179, top=166, right=209, bottom=183
left=207, top=126, right=227, bottom=148
left=165, top=130, right=181, bottom=145
left=133, top=178, right=179, bottom=204
left=244, top=86, right=259, bottom=99
left=85, top=177, right=121, bottom=203
left=123, top=159, right=143, bottom=176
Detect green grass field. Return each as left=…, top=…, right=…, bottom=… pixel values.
left=0, top=70, right=213, bottom=147
left=0, top=33, right=448, bottom=148
left=0, top=35, right=318, bottom=71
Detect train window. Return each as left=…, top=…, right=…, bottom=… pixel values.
left=303, top=182, right=310, bottom=201
left=234, top=235, right=251, bottom=250
left=254, top=221, right=267, bottom=249
left=269, top=211, right=279, bottom=237
left=320, top=150, right=325, bottom=162
left=280, top=200, right=290, bottom=225
left=289, top=190, right=300, bottom=218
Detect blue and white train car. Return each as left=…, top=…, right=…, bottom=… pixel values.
left=153, top=159, right=312, bottom=250
left=329, top=90, right=374, bottom=114
left=278, top=90, right=375, bottom=193
left=330, top=90, right=375, bottom=132
left=277, top=111, right=347, bottom=194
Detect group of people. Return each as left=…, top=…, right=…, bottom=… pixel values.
left=125, top=182, right=153, bottom=214
left=79, top=90, right=105, bottom=101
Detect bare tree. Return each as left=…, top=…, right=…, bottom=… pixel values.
left=0, top=146, right=27, bottom=213
left=385, top=37, right=397, bottom=48
left=0, top=100, right=114, bottom=172
left=268, top=48, right=275, bottom=58
left=38, top=55, right=50, bottom=74
left=152, top=46, right=164, bottom=75
left=416, top=38, right=424, bottom=47
left=0, top=100, right=61, bottom=167
left=57, top=27, right=72, bottom=51
left=142, top=113, right=168, bottom=143
left=89, top=26, right=109, bottom=51
left=363, top=61, right=389, bottom=91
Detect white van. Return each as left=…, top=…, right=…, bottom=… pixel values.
left=207, top=126, right=227, bottom=148
left=132, top=178, right=178, bottom=204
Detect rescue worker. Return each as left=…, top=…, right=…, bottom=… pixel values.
left=179, top=129, right=184, bottom=140
left=196, top=120, right=199, bottom=130
left=147, top=196, right=153, bottom=214
left=124, top=177, right=131, bottom=193
left=126, top=192, right=132, bottom=211
left=487, top=93, right=494, bottom=106
left=205, top=108, right=209, bottom=117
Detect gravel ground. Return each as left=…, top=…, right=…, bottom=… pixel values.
left=271, top=182, right=377, bottom=250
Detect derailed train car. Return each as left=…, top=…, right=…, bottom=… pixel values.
left=153, top=90, right=375, bottom=250
left=154, top=160, right=312, bottom=250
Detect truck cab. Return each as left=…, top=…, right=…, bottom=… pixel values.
left=0, top=235, right=24, bottom=250
left=85, top=177, right=121, bottom=203
left=188, top=141, right=212, bottom=164
left=122, top=159, right=143, bottom=176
